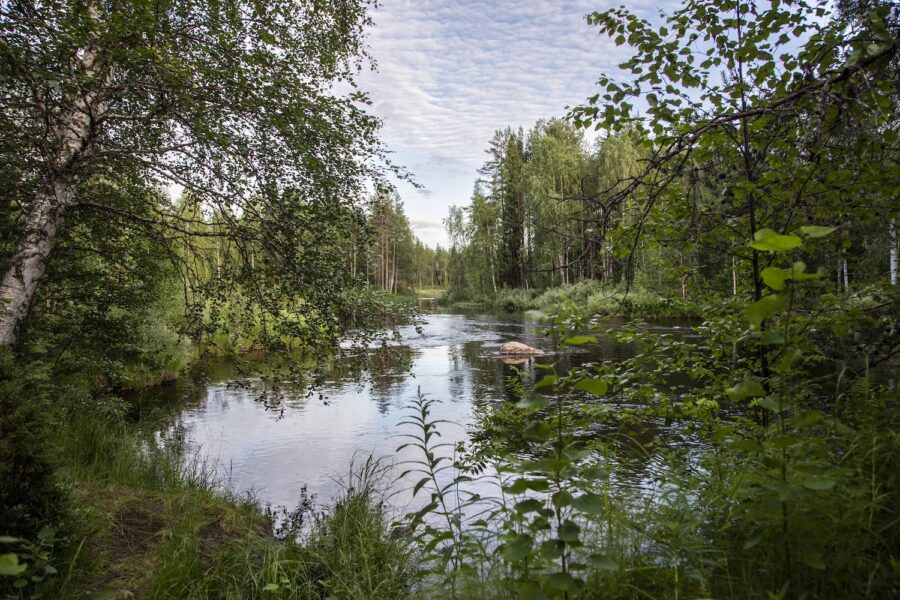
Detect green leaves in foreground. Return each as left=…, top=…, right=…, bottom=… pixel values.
left=516, top=394, right=550, bottom=410
left=749, top=224, right=836, bottom=254
left=0, top=553, right=27, bottom=576
left=749, top=228, right=803, bottom=252
left=573, top=378, right=608, bottom=396
left=798, top=225, right=837, bottom=239
left=761, top=261, right=823, bottom=291
left=726, top=380, right=766, bottom=401
left=560, top=335, right=598, bottom=347
left=745, top=294, right=787, bottom=329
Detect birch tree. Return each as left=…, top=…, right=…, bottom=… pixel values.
left=0, top=0, right=382, bottom=346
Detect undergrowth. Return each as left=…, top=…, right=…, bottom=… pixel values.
left=447, top=281, right=696, bottom=318
left=1, top=392, right=413, bottom=600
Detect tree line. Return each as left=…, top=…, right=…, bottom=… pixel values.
left=358, top=187, right=448, bottom=294
left=447, top=8, right=899, bottom=302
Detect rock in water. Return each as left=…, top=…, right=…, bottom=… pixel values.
left=499, top=341, right=545, bottom=356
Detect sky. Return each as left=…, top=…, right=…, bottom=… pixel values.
left=354, top=0, right=667, bottom=248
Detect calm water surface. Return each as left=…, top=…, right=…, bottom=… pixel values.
left=151, top=308, right=697, bottom=514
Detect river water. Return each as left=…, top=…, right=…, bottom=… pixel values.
left=148, top=307, right=698, bottom=516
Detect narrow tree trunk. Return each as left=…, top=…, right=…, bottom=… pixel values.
left=842, top=256, right=849, bottom=292
left=488, top=242, right=497, bottom=293
left=890, top=219, right=897, bottom=286
left=391, top=240, right=397, bottom=293
left=0, top=183, right=74, bottom=345
left=732, top=256, right=738, bottom=295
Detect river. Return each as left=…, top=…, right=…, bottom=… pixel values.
left=145, top=307, right=698, bottom=517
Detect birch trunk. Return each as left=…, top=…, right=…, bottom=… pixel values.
left=732, top=256, right=738, bottom=295
left=842, top=257, right=849, bottom=291
left=0, top=8, right=106, bottom=345
left=890, top=219, right=898, bottom=286
left=0, top=182, right=75, bottom=344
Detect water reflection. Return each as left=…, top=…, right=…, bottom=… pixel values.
left=148, top=308, right=697, bottom=515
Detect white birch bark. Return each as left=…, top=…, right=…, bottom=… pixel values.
left=890, top=219, right=898, bottom=286
left=0, top=30, right=107, bottom=345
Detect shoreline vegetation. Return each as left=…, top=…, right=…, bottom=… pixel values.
left=2, top=0, right=899, bottom=598
left=3, top=281, right=895, bottom=599
left=444, top=282, right=697, bottom=319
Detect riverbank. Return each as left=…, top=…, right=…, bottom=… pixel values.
left=446, top=280, right=698, bottom=318
left=7, top=407, right=413, bottom=599
left=4, top=302, right=897, bottom=599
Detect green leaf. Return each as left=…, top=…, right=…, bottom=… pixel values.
left=789, top=262, right=822, bottom=282
left=505, top=478, right=550, bottom=494
left=0, top=537, right=19, bottom=544
left=540, top=539, right=565, bottom=559
left=523, top=421, right=552, bottom=442
left=561, top=335, right=598, bottom=347
left=761, top=266, right=788, bottom=290
left=773, top=347, right=802, bottom=373
left=572, top=493, right=605, bottom=515
left=516, top=394, right=550, bottom=410
left=755, top=396, right=785, bottom=413
left=503, top=533, right=534, bottom=561
left=514, top=499, right=544, bottom=514
left=760, top=330, right=785, bottom=345
left=558, top=520, right=581, bottom=543
left=517, top=581, right=546, bottom=600
left=791, top=410, right=823, bottom=429
left=0, top=554, right=27, bottom=576
left=534, top=375, right=558, bottom=389
left=745, top=294, right=787, bottom=329
left=412, top=476, right=430, bottom=497
left=552, top=490, right=574, bottom=509
left=798, top=225, right=836, bottom=238
left=587, top=553, right=619, bottom=571
left=802, top=479, right=836, bottom=491
left=573, top=378, right=608, bottom=396
left=749, top=228, right=803, bottom=252
left=726, top=380, right=766, bottom=401
left=547, top=571, right=575, bottom=590
left=762, top=262, right=821, bottom=290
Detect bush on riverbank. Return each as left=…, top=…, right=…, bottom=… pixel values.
left=399, top=300, right=900, bottom=599
left=0, top=388, right=413, bottom=599
left=448, top=280, right=696, bottom=318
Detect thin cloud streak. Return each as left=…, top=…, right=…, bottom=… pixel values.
left=357, top=0, right=670, bottom=246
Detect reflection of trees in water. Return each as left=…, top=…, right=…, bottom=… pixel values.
left=310, top=345, right=416, bottom=413
left=444, top=333, right=644, bottom=407
left=460, top=341, right=513, bottom=402
left=363, top=346, right=414, bottom=413
left=447, top=344, right=468, bottom=402
left=140, top=344, right=418, bottom=424
left=123, top=376, right=206, bottom=422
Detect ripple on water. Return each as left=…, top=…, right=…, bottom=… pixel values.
left=157, top=309, right=697, bottom=516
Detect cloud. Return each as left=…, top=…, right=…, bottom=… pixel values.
left=354, top=0, right=673, bottom=246
left=409, top=219, right=445, bottom=232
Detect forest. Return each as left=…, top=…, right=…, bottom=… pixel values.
left=1, top=0, right=898, bottom=599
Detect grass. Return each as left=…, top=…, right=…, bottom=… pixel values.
left=24, top=409, right=414, bottom=600
left=446, top=280, right=697, bottom=318
left=532, top=281, right=695, bottom=318
left=414, top=287, right=447, bottom=300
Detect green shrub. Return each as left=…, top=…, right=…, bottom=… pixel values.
left=0, top=355, right=64, bottom=539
